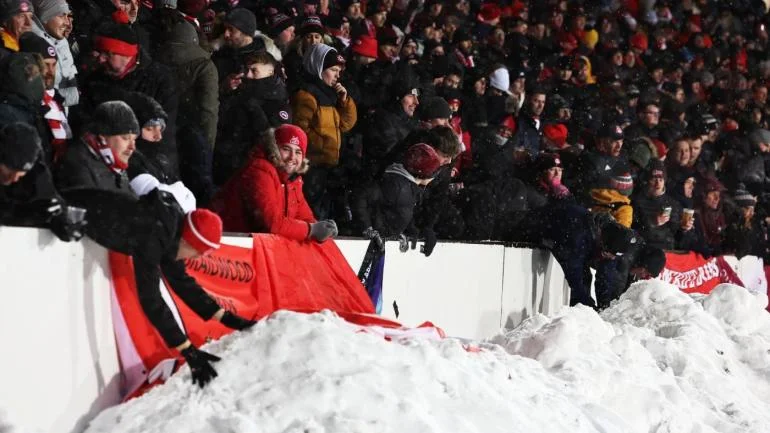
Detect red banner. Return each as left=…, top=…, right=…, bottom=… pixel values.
left=110, top=235, right=375, bottom=399
left=658, top=251, right=744, bottom=294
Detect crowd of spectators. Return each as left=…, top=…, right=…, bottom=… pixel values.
left=2, top=0, right=770, bottom=310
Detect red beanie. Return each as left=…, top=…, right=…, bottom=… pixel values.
left=274, top=124, right=308, bottom=155
left=630, top=32, right=648, bottom=51
left=477, top=3, right=501, bottom=23
left=352, top=35, right=378, bottom=59
left=651, top=138, right=668, bottom=158
left=182, top=209, right=223, bottom=254
left=543, top=124, right=568, bottom=148
left=403, top=143, right=442, bottom=179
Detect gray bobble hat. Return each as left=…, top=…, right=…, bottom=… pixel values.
left=31, top=0, right=68, bottom=25
left=0, top=0, right=34, bottom=23
left=89, top=101, right=140, bottom=136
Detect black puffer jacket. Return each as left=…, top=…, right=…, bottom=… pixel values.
left=352, top=163, right=424, bottom=237
left=214, top=75, right=291, bottom=185
left=80, top=51, right=180, bottom=176
left=362, top=103, right=419, bottom=179
left=55, top=138, right=133, bottom=195
left=62, top=188, right=220, bottom=348
left=632, top=192, right=682, bottom=250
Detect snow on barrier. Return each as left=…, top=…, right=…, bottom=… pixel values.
left=2, top=227, right=763, bottom=433
left=0, top=228, right=571, bottom=433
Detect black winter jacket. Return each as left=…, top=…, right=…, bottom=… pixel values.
left=80, top=51, right=180, bottom=176
left=55, top=138, right=133, bottom=194
left=352, top=163, right=424, bottom=237
left=363, top=104, right=419, bottom=178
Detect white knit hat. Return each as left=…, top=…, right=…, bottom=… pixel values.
left=489, top=67, right=512, bottom=95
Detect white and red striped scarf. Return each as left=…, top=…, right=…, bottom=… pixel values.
left=42, top=90, right=72, bottom=163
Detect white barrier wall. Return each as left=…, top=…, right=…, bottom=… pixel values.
left=1, top=229, right=569, bottom=433
left=334, top=239, right=571, bottom=339
left=0, top=227, right=121, bottom=433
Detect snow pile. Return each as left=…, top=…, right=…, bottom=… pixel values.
left=84, top=280, right=770, bottom=433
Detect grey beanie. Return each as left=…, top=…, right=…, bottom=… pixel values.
left=89, top=101, right=140, bottom=136
left=32, top=0, right=68, bottom=25
left=0, top=0, right=34, bottom=23
left=748, top=128, right=770, bottom=147
left=225, top=8, right=256, bottom=36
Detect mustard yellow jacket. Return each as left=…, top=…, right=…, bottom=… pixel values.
left=590, top=188, right=633, bottom=228
left=291, top=89, right=357, bottom=167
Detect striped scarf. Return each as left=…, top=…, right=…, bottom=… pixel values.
left=42, top=90, right=72, bottom=163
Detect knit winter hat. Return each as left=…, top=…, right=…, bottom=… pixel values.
left=124, top=92, right=168, bottom=131
left=225, top=8, right=256, bottom=36
left=32, top=0, right=67, bottom=25
left=609, top=170, right=634, bottom=196
left=403, top=143, right=441, bottom=179
left=274, top=124, right=307, bottom=155
left=376, top=26, right=398, bottom=46
left=268, top=13, right=293, bottom=37
left=299, top=15, right=325, bottom=37
left=702, top=175, right=725, bottom=193
left=732, top=184, right=756, bottom=207
left=477, top=3, right=500, bottom=23
left=543, top=124, right=568, bottom=148
left=0, top=0, right=33, bottom=23
left=419, top=96, right=451, bottom=121
left=18, top=32, right=56, bottom=59
left=535, top=152, right=562, bottom=172
left=351, top=34, right=377, bottom=58
left=321, top=47, right=345, bottom=70
left=94, top=11, right=138, bottom=57
left=489, top=67, right=511, bottom=95
left=647, top=158, right=666, bottom=179
left=0, top=122, right=41, bottom=171
left=182, top=209, right=222, bottom=254
left=89, top=101, right=140, bottom=136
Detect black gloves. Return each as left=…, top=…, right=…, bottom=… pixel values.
left=50, top=205, right=87, bottom=242
left=181, top=346, right=221, bottom=388
left=220, top=311, right=257, bottom=330
left=363, top=226, right=385, bottom=251
left=421, top=228, right=437, bottom=257
left=309, top=220, right=338, bottom=242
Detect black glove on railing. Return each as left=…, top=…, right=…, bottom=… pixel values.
left=220, top=311, right=256, bottom=330
left=363, top=226, right=385, bottom=252
left=181, top=346, right=221, bottom=388
left=49, top=205, right=87, bottom=242
left=421, top=228, right=437, bottom=257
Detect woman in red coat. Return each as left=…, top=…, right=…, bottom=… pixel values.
left=210, top=124, right=338, bottom=242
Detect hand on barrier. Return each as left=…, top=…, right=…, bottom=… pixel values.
left=398, top=234, right=409, bottom=253
left=49, top=205, right=87, bottom=242
left=220, top=311, right=257, bottom=330
left=421, top=228, right=437, bottom=257
left=181, top=345, right=221, bottom=388
left=363, top=227, right=385, bottom=251
left=309, top=220, right=338, bottom=242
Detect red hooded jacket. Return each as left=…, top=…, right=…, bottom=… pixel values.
left=209, top=133, right=315, bottom=240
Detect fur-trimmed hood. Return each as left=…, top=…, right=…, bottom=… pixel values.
left=260, top=128, right=310, bottom=176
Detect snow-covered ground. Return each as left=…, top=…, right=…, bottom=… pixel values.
left=80, top=280, right=770, bottom=433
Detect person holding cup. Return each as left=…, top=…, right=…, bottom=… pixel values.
left=632, top=159, right=684, bottom=250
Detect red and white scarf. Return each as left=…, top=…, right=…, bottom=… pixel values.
left=42, top=90, right=72, bottom=164
left=83, top=132, right=128, bottom=173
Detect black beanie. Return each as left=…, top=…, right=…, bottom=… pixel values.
left=18, top=32, right=56, bottom=60
left=89, top=101, right=140, bottom=136
left=0, top=122, right=41, bottom=171
left=225, top=8, right=256, bottom=36
left=419, top=96, right=451, bottom=121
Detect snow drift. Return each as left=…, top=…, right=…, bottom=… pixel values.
left=84, top=280, right=770, bottom=433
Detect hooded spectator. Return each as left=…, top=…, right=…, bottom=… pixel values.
left=215, top=51, right=290, bottom=185
left=695, top=175, right=727, bottom=256
left=211, top=124, right=338, bottom=243
left=29, top=0, right=77, bottom=106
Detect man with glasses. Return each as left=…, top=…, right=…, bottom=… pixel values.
left=0, top=0, right=34, bottom=59
left=30, top=0, right=77, bottom=106
left=623, top=101, right=662, bottom=142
